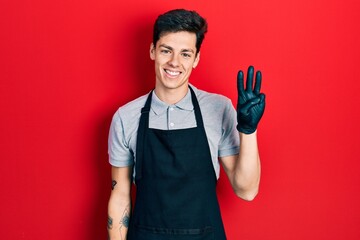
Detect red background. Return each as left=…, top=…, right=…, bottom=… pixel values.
left=1, top=0, right=360, bottom=239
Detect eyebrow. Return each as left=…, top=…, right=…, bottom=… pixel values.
left=159, top=44, right=195, bottom=53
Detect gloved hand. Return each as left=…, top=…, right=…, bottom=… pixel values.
left=236, top=66, right=266, bottom=134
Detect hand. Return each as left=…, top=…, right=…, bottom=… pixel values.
left=236, top=66, right=266, bottom=134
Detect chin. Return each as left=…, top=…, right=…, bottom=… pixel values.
left=158, top=81, right=185, bottom=92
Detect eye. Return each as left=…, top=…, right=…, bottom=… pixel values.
left=160, top=49, right=171, bottom=54
left=182, top=53, right=192, bottom=58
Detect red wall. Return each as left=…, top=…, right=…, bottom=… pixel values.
left=1, top=0, right=359, bottom=239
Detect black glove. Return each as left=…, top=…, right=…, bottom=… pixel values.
left=236, top=66, right=266, bottom=134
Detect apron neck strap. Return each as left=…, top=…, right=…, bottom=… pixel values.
left=189, top=86, right=204, bottom=128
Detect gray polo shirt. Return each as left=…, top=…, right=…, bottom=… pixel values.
left=108, top=85, right=240, bottom=179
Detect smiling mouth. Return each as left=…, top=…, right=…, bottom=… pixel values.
left=164, top=69, right=181, bottom=77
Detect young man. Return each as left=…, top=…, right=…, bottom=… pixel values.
left=107, top=9, right=265, bottom=240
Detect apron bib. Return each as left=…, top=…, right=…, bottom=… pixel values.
left=128, top=87, right=226, bottom=240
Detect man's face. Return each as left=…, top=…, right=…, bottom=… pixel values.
left=150, top=31, right=200, bottom=96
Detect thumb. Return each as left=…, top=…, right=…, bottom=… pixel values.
left=239, top=97, right=261, bottom=114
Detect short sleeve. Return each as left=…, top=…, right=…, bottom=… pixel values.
left=218, top=99, right=240, bottom=157
left=108, top=111, right=134, bottom=167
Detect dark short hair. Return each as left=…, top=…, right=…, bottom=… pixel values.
left=153, top=9, right=208, bottom=54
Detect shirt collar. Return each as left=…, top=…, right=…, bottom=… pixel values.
left=151, top=87, right=195, bottom=115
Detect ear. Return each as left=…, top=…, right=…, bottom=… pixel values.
left=149, top=43, right=155, bottom=60
left=193, top=52, right=200, bottom=68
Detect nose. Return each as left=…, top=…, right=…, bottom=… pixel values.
left=168, top=54, right=180, bottom=67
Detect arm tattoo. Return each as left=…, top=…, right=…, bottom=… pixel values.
left=107, top=216, right=113, bottom=230
left=111, top=180, right=117, bottom=190
left=119, top=204, right=131, bottom=230
left=108, top=205, right=130, bottom=240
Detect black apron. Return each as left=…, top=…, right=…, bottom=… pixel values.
left=128, top=87, right=226, bottom=240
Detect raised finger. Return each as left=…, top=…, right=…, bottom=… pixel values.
left=246, top=66, right=254, bottom=92
left=237, top=70, right=245, bottom=94
left=254, top=70, right=262, bottom=95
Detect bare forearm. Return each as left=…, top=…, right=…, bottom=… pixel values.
left=234, top=131, right=261, bottom=200
left=107, top=167, right=132, bottom=240
left=108, top=194, right=131, bottom=240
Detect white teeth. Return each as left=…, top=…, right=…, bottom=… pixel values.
left=165, top=69, right=180, bottom=76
